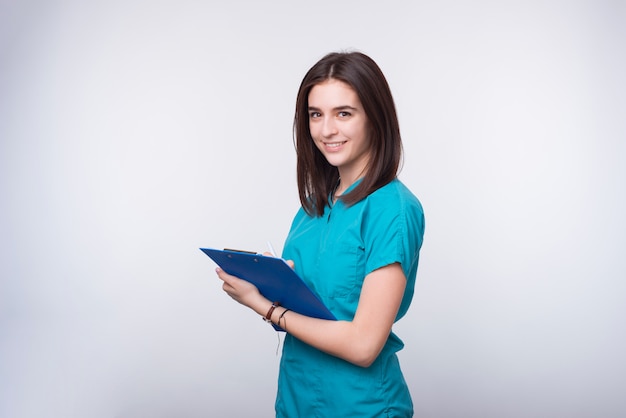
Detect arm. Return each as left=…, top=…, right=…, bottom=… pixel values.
left=216, top=262, right=406, bottom=367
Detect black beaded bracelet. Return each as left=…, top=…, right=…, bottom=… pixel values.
left=278, top=308, right=291, bottom=329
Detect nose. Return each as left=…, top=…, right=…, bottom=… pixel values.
left=321, top=116, right=337, bottom=138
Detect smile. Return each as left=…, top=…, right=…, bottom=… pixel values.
left=324, top=141, right=347, bottom=148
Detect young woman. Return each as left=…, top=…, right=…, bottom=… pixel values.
left=217, top=51, right=425, bottom=417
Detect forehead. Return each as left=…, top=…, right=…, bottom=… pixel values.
left=308, top=79, right=361, bottom=107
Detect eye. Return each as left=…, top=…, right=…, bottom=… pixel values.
left=338, top=111, right=351, bottom=118
left=309, top=111, right=321, bottom=119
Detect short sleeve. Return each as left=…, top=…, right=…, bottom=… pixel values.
left=362, top=181, right=425, bottom=319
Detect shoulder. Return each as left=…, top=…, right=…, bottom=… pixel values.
left=365, top=179, right=423, bottom=215
left=361, top=179, right=425, bottom=239
left=360, top=179, right=425, bottom=278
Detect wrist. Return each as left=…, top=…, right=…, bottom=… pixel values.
left=248, top=293, right=271, bottom=317
left=263, top=302, right=280, bottom=323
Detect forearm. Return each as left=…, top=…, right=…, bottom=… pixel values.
left=218, top=264, right=404, bottom=368
left=248, top=298, right=376, bottom=367
left=263, top=303, right=387, bottom=368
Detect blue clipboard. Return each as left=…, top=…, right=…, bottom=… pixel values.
left=200, top=247, right=336, bottom=330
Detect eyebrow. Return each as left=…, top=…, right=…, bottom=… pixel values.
left=308, top=105, right=359, bottom=112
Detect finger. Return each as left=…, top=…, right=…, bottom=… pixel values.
left=216, top=267, right=246, bottom=291
left=216, top=266, right=232, bottom=279
left=216, top=267, right=236, bottom=286
left=286, top=259, right=295, bottom=269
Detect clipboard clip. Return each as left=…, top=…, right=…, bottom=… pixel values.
left=223, top=248, right=257, bottom=254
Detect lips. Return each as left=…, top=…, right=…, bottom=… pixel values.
left=324, top=141, right=347, bottom=150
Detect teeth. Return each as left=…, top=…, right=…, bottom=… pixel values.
left=326, top=142, right=345, bottom=148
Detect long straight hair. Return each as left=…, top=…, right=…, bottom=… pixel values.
left=294, top=52, right=403, bottom=217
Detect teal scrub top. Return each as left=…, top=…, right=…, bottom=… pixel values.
left=276, top=179, right=425, bottom=417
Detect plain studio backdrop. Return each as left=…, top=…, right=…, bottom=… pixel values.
left=1, top=1, right=624, bottom=417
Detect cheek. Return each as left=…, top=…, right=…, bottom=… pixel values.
left=308, top=127, right=323, bottom=149
left=350, top=125, right=369, bottom=145
left=308, top=123, right=321, bottom=141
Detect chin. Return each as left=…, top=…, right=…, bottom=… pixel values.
left=323, top=156, right=346, bottom=168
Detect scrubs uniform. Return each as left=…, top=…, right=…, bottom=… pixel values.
left=276, top=179, right=425, bottom=417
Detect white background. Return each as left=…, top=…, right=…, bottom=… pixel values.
left=1, top=1, right=625, bottom=417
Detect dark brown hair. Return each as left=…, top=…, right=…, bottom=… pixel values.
left=294, top=51, right=403, bottom=217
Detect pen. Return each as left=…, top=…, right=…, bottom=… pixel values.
left=267, top=241, right=278, bottom=257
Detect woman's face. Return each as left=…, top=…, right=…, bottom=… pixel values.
left=308, top=79, right=371, bottom=183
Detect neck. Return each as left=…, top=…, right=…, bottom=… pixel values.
left=336, top=167, right=367, bottom=196
left=335, top=176, right=360, bottom=197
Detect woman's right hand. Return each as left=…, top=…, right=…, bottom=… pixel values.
left=216, top=254, right=296, bottom=318
left=216, top=267, right=265, bottom=309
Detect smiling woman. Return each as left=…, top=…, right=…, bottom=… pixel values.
left=216, top=51, right=425, bottom=417
left=293, top=52, right=404, bottom=216
left=308, top=79, right=371, bottom=194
